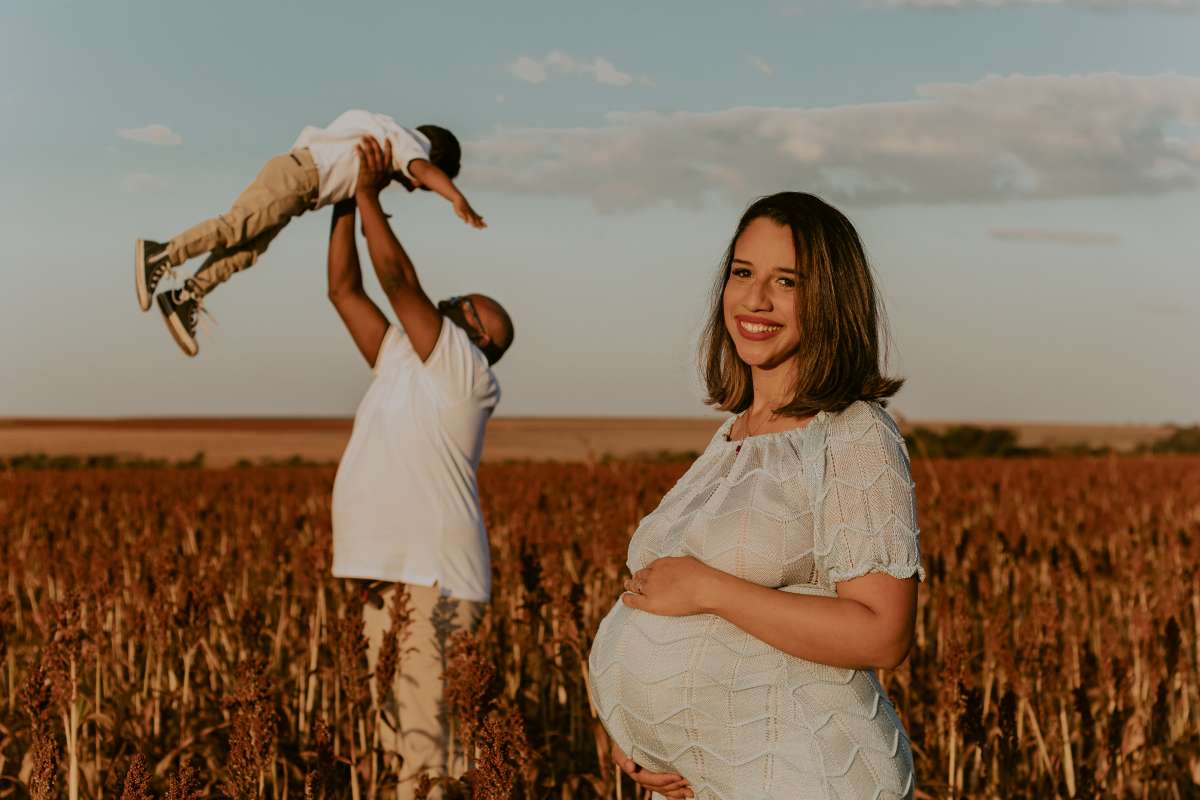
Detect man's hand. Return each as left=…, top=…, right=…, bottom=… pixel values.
left=453, top=195, right=487, bottom=229
left=610, top=739, right=693, bottom=799
left=355, top=137, right=393, bottom=199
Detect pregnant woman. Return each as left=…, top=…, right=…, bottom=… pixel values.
left=588, top=192, right=925, bottom=800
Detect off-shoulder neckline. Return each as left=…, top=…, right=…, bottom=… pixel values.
left=717, top=409, right=830, bottom=448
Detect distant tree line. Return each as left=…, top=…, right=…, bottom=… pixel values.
left=904, top=426, right=1046, bottom=459
left=905, top=424, right=1200, bottom=459
left=1141, top=426, right=1200, bottom=455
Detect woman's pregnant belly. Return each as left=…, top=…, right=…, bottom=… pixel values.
left=588, top=596, right=915, bottom=799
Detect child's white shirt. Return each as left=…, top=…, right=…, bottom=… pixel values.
left=292, top=110, right=431, bottom=209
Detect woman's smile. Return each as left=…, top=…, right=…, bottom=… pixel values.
left=735, top=314, right=785, bottom=340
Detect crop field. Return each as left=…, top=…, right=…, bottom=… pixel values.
left=1, top=455, right=1199, bottom=799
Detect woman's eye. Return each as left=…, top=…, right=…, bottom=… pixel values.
left=776, top=277, right=795, bottom=288
left=731, top=268, right=751, bottom=279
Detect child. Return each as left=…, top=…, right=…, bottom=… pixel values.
left=135, top=109, right=485, bottom=356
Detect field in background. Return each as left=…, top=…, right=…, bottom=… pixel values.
left=2, top=456, right=1199, bottom=798
left=0, top=416, right=1175, bottom=467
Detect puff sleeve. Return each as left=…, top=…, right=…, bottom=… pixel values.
left=815, top=402, right=925, bottom=585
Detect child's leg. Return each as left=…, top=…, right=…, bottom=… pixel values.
left=165, top=150, right=318, bottom=267
left=186, top=223, right=286, bottom=297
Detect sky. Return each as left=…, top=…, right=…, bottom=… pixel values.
left=1, top=0, right=1197, bottom=423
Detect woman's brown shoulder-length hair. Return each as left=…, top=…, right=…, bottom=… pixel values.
left=701, top=191, right=903, bottom=417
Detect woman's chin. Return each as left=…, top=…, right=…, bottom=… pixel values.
left=734, top=344, right=797, bottom=370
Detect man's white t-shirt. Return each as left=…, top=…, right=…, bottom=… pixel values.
left=332, top=320, right=499, bottom=602
left=292, top=110, right=431, bottom=209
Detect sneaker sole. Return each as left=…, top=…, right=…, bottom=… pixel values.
left=157, top=295, right=198, bottom=357
left=135, top=240, right=151, bottom=312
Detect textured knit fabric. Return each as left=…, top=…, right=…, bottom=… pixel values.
left=588, top=400, right=924, bottom=800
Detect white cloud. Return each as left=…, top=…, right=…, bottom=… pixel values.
left=509, top=56, right=548, bottom=84
left=123, top=172, right=168, bottom=192
left=116, top=124, right=183, bottom=146
left=466, top=73, right=1200, bottom=211
left=507, top=51, right=653, bottom=88
left=873, top=0, right=1199, bottom=11
left=989, top=227, right=1121, bottom=245
left=748, top=56, right=775, bottom=78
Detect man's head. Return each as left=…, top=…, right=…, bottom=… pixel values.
left=416, top=125, right=462, bottom=182
left=437, top=294, right=514, bottom=365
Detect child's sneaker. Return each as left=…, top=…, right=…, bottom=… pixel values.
left=157, top=284, right=204, bottom=357
left=135, top=239, right=176, bottom=311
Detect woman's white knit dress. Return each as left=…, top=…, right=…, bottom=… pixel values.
left=588, top=401, right=925, bottom=800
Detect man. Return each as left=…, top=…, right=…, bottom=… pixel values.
left=326, top=136, right=514, bottom=798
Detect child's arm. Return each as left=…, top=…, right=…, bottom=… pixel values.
left=406, top=159, right=487, bottom=229
left=327, top=199, right=390, bottom=368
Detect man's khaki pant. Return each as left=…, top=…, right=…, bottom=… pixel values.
left=363, top=583, right=485, bottom=800
left=166, top=149, right=319, bottom=295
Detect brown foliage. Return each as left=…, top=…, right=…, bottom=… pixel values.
left=1, top=457, right=1199, bottom=797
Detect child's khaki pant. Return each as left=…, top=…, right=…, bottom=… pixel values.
left=363, top=582, right=485, bottom=800
left=166, top=149, right=319, bottom=295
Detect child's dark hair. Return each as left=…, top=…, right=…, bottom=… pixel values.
left=416, top=125, right=462, bottom=179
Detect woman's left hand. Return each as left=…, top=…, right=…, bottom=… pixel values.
left=622, top=556, right=721, bottom=616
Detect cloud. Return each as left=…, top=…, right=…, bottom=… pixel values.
left=116, top=124, right=183, bottom=146
left=466, top=73, right=1200, bottom=211
left=872, top=0, right=1199, bottom=11
left=507, top=51, right=654, bottom=88
left=123, top=172, right=168, bottom=192
left=748, top=56, right=775, bottom=78
left=988, top=227, right=1121, bottom=245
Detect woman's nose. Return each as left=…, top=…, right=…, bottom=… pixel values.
left=746, top=278, right=773, bottom=310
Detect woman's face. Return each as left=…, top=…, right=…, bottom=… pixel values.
left=722, top=216, right=802, bottom=370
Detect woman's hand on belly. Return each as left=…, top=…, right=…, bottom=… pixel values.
left=622, top=555, right=721, bottom=617
left=610, top=738, right=694, bottom=798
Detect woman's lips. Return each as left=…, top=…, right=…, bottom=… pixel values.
left=735, top=316, right=784, bottom=341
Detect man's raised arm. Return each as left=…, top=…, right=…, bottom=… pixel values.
left=327, top=199, right=389, bottom=367
left=354, top=136, right=444, bottom=362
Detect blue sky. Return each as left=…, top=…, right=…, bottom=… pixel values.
left=1, top=0, right=1197, bottom=422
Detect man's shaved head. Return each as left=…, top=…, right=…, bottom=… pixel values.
left=437, top=294, right=514, bottom=365
left=466, top=294, right=514, bottom=365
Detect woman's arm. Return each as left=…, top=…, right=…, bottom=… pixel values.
left=623, top=560, right=917, bottom=670
left=327, top=199, right=390, bottom=367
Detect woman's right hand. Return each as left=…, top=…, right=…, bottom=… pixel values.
left=611, top=738, right=694, bottom=799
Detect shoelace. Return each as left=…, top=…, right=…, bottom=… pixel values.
left=184, top=292, right=217, bottom=336
left=151, top=260, right=180, bottom=289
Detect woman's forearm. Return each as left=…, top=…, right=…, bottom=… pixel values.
left=699, top=570, right=915, bottom=670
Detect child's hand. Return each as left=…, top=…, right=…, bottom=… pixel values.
left=453, top=196, right=487, bottom=230
left=355, top=137, right=393, bottom=198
